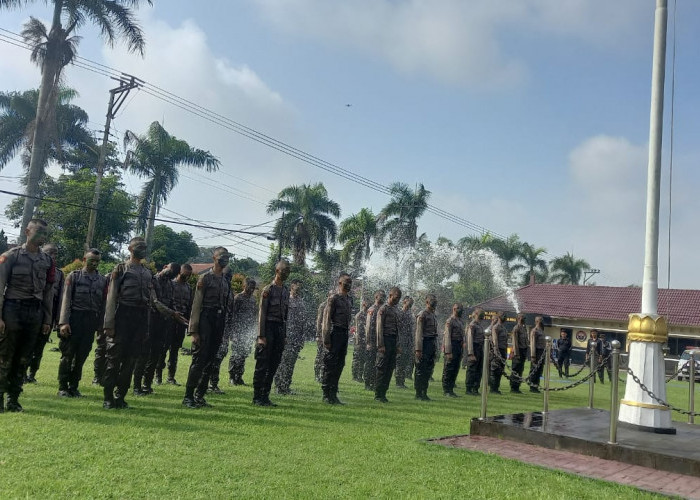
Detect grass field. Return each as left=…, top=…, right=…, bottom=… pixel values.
left=1, top=341, right=690, bottom=499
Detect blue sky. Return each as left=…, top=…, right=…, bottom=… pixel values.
left=1, top=0, right=700, bottom=288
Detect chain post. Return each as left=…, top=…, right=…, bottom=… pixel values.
left=543, top=337, right=552, bottom=414
left=690, top=351, right=696, bottom=424
left=608, top=341, right=621, bottom=444
left=480, top=339, right=490, bottom=419
left=588, top=345, right=596, bottom=409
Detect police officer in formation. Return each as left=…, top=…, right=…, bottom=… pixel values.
left=182, top=247, right=232, bottom=408
left=26, top=242, right=63, bottom=384
left=528, top=316, right=546, bottom=393
left=103, top=237, right=185, bottom=410
left=0, top=219, right=54, bottom=412
left=364, top=290, right=385, bottom=391
left=465, top=308, right=485, bottom=396
left=320, top=272, right=353, bottom=404
left=274, top=279, right=307, bottom=395
left=227, top=277, right=257, bottom=386
left=509, top=313, right=529, bottom=394
left=351, top=299, right=368, bottom=383
left=441, top=303, right=464, bottom=398
left=489, top=312, right=507, bottom=394
left=414, top=294, right=438, bottom=401
left=374, top=286, right=402, bottom=403
left=57, top=249, right=107, bottom=398
left=395, top=296, right=414, bottom=388
left=252, top=259, right=290, bottom=407
left=163, top=263, right=193, bottom=385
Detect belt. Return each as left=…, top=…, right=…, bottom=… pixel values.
left=203, top=306, right=224, bottom=315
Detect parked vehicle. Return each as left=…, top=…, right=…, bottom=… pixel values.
left=677, top=350, right=700, bottom=381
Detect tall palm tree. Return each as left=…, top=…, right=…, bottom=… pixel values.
left=512, top=242, right=548, bottom=286
left=378, top=182, right=431, bottom=288
left=550, top=252, right=591, bottom=285
left=124, top=121, right=220, bottom=252
left=486, top=233, right=524, bottom=285
left=0, top=88, right=93, bottom=174
left=1, top=0, right=152, bottom=240
left=457, top=233, right=493, bottom=252
left=338, top=208, right=378, bottom=270
left=267, top=183, right=341, bottom=267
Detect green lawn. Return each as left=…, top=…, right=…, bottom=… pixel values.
left=2, top=342, right=685, bottom=499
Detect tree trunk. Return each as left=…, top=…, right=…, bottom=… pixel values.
left=145, top=176, right=159, bottom=254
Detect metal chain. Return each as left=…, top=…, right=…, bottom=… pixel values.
left=666, top=360, right=689, bottom=383
left=545, top=352, right=613, bottom=392
left=626, top=366, right=699, bottom=417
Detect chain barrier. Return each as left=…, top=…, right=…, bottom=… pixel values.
left=489, top=341, right=547, bottom=389
left=544, top=352, right=613, bottom=392
left=666, top=360, right=690, bottom=383
left=626, top=366, right=700, bottom=417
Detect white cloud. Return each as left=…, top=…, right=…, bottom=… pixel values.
left=253, top=0, right=649, bottom=89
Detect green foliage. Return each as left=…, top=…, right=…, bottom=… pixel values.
left=338, top=207, right=377, bottom=271
left=61, top=258, right=83, bottom=274
left=150, top=224, right=199, bottom=270
left=97, top=261, right=117, bottom=276
left=550, top=252, right=591, bottom=285
left=4, top=170, right=136, bottom=265
left=229, top=256, right=260, bottom=277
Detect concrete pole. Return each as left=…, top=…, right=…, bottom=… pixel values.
left=619, top=0, right=674, bottom=433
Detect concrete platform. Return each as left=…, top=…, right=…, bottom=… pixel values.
left=469, top=408, right=700, bottom=477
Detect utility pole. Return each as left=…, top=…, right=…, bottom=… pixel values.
left=85, top=74, right=140, bottom=250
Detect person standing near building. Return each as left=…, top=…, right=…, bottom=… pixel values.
left=252, top=259, right=290, bottom=407
left=351, top=299, right=369, bottom=383
left=103, top=237, right=185, bottom=410
left=489, top=312, right=507, bottom=395
left=275, top=279, right=307, bottom=395
left=0, top=219, right=54, bottom=413
left=414, top=294, right=438, bottom=401
left=395, top=296, right=414, bottom=388
left=164, top=264, right=192, bottom=385
left=374, top=286, right=402, bottom=403
left=528, top=316, right=546, bottom=393
left=585, top=329, right=603, bottom=384
left=557, top=329, right=572, bottom=378
left=364, top=290, right=385, bottom=392
left=441, top=303, right=464, bottom=397
left=228, top=278, right=257, bottom=386
left=321, top=273, right=353, bottom=404
left=25, top=242, right=63, bottom=383
left=509, top=313, right=529, bottom=394
left=465, top=308, right=485, bottom=396
left=182, top=247, right=232, bottom=408
left=57, top=249, right=106, bottom=398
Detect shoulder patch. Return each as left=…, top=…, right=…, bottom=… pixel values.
left=196, top=279, right=205, bottom=290
left=0, top=255, right=6, bottom=264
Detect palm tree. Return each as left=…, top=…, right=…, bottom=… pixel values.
left=486, top=233, right=524, bottom=285
left=377, top=182, right=431, bottom=288
left=513, top=242, right=548, bottom=286
left=124, top=121, right=220, bottom=252
left=550, top=252, right=591, bottom=285
left=0, top=88, right=93, bottom=174
left=338, top=208, right=378, bottom=271
left=1, top=0, right=152, bottom=240
left=457, top=233, right=493, bottom=252
left=267, top=183, right=341, bottom=267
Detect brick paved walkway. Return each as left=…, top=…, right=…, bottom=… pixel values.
left=434, top=435, right=700, bottom=499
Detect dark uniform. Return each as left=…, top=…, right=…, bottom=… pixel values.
left=528, top=326, right=546, bottom=391
left=92, top=273, right=111, bottom=385
left=395, top=307, right=414, bottom=387
left=252, top=282, right=289, bottom=405
left=184, top=270, right=232, bottom=404
left=489, top=322, right=508, bottom=393
left=351, top=308, right=367, bottom=382
left=58, top=268, right=106, bottom=395
left=587, top=336, right=603, bottom=383
left=321, top=292, right=352, bottom=402
left=103, top=262, right=176, bottom=408
left=27, top=267, right=63, bottom=382
left=274, top=295, right=307, bottom=394
left=510, top=323, right=529, bottom=392
left=163, top=278, right=192, bottom=384
left=314, top=300, right=326, bottom=383
left=414, top=308, right=438, bottom=399
left=227, top=291, right=257, bottom=384
left=557, top=336, right=572, bottom=378
left=374, top=302, right=400, bottom=401
left=465, top=319, right=485, bottom=395
left=363, top=304, right=380, bottom=391
left=0, top=245, right=54, bottom=411
left=441, top=316, right=463, bottom=395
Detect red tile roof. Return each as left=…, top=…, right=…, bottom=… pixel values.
left=190, top=264, right=213, bottom=275
left=475, top=284, right=700, bottom=327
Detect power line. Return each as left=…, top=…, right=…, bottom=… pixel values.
left=0, top=28, right=506, bottom=239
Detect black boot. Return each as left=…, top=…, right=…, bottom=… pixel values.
left=0, top=392, right=4, bottom=413
left=103, top=386, right=115, bottom=409
left=155, top=370, right=163, bottom=386
left=331, top=387, right=344, bottom=405
left=6, top=395, right=23, bottom=412
left=322, top=387, right=332, bottom=404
